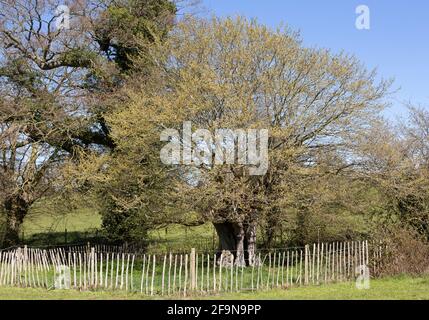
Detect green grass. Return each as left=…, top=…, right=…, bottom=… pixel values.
left=16, top=201, right=216, bottom=250
left=209, top=275, right=429, bottom=300
left=145, top=224, right=216, bottom=252
left=20, top=206, right=102, bottom=246
left=22, top=207, right=102, bottom=237
left=16, top=256, right=302, bottom=297
left=0, top=275, right=427, bottom=300
left=23, top=205, right=214, bottom=242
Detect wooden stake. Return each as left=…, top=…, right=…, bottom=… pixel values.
left=184, top=254, right=188, bottom=296
left=190, top=248, right=196, bottom=292
left=218, top=253, right=223, bottom=292
left=200, top=254, right=204, bottom=292
left=212, top=254, right=216, bottom=292
left=286, top=251, right=289, bottom=287
left=207, top=254, right=210, bottom=292
left=168, top=253, right=172, bottom=295
left=173, top=255, right=178, bottom=294
left=161, top=254, right=166, bottom=295
left=316, top=243, right=320, bottom=284
left=151, top=255, right=156, bottom=296
left=178, top=255, right=182, bottom=294
left=125, top=254, right=130, bottom=291
left=79, top=252, right=82, bottom=289
left=115, top=253, right=119, bottom=289
left=145, top=254, right=151, bottom=295
left=140, top=254, right=146, bottom=294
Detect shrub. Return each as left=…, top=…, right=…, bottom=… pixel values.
left=374, top=226, right=429, bottom=276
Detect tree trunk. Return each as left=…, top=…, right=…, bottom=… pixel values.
left=2, top=196, right=28, bottom=247
left=245, top=221, right=257, bottom=266
left=213, top=221, right=258, bottom=266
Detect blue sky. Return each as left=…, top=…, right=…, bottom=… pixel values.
left=199, top=0, right=429, bottom=121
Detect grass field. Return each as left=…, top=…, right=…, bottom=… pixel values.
left=22, top=204, right=214, bottom=241
left=17, top=202, right=216, bottom=251
left=0, top=275, right=427, bottom=300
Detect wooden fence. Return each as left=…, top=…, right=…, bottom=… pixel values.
left=0, top=240, right=384, bottom=296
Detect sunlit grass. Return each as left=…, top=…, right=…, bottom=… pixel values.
left=0, top=275, right=427, bottom=300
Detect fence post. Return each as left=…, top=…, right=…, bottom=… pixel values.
left=151, top=255, right=156, bottom=296
left=365, top=240, right=369, bottom=266
left=190, top=248, right=196, bottom=292
left=304, top=245, right=308, bottom=284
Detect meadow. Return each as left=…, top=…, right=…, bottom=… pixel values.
left=19, top=203, right=215, bottom=252
left=0, top=275, right=427, bottom=300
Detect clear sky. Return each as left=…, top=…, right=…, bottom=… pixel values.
left=199, top=0, right=429, bottom=121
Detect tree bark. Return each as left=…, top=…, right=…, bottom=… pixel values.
left=245, top=221, right=257, bottom=266
left=2, top=196, right=28, bottom=247
left=213, top=221, right=257, bottom=266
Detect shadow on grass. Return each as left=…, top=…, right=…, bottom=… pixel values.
left=21, top=229, right=105, bottom=247
left=18, top=230, right=215, bottom=254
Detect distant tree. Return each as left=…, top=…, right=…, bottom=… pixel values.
left=0, top=0, right=178, bottom=245
left=0, top=107, right=64, bottom=244
left=355, top=106, right=429, bottom=240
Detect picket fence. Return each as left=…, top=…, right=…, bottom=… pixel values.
left=0, top=240, right=384, bottom=296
